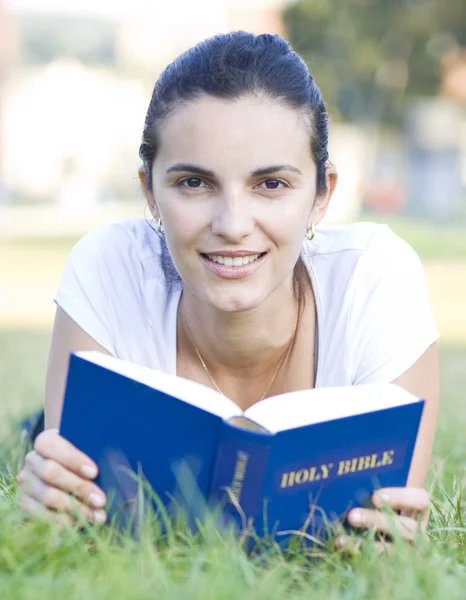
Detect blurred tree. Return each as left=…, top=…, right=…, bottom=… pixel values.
left=284, top=0, right=466, bottom=124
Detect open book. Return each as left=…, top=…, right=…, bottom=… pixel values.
left=59, top=351, right=424, bottom=544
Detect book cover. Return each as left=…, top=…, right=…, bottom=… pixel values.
left=59, top=352, right=424, bottom=544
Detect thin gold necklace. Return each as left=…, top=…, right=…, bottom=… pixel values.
left=182, top=310, right=299, bottom=402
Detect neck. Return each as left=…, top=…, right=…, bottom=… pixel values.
left=179, top=281, right=302, bottom=382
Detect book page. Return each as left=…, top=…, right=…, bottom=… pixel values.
left=75, top=351, right=242, bottom=420
left=226, top=416, right=270, bottom=433
left=243, top=383, right=420, bottom=434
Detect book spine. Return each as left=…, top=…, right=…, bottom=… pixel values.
left=207, top=422, right=272, bottom=531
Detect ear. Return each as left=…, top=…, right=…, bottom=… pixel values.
left=308, top=165, right=338, bottom=228
left=138, top=165, right=159, bottom=219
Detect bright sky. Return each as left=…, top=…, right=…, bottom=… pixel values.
left=5, top=0, right=277, bottom=19
left=5, top=0, right=214, bottom=19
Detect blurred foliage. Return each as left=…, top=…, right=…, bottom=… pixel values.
left=284, top=0, right=466, bottom=125
left=19, top=15, right=116, bottom=67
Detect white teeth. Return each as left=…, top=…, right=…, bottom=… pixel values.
left=206, top=254, right=260, bottom=266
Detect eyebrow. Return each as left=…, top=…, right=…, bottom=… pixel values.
left=166, top=163, right=303, bottom=177
left=166, top=163, right=215, bottom=177
left=251, top=164, right=303, bottom=177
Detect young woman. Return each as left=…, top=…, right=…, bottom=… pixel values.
left=17, top=32, right=439, bottom=548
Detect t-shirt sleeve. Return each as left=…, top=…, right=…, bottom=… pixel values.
left=54, top=226, right=119, bottom=355
left=347, top=227, right=440, bottom=385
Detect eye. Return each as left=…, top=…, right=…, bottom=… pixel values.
left=177, top=177, right=211, bottom=189
left=256, top=178, right=288, bottom=191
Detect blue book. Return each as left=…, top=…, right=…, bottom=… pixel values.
left=59, top=351, right=424, bottom=544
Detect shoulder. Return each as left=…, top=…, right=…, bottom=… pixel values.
left=301, top=221, right=429, bottom=333
left=72, top=216, right=162, bottom=258
left=316, top=222, right=432, bottom=324
left=304, top=221, right=415, bottom=259
left=69, top=216, right=166, bottom=279
left=303, top=221, right=423, bottom=282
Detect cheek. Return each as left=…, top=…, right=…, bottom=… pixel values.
left=260, top=206, right=308, bottom=250
left=160, top=200, right=207, bottom=262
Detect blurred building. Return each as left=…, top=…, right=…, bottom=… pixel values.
left=400, top=48, right=466, bottom=220
left=363, top=48, right=466, bottom=219
left=1, top=59, right=148, bottom=206
left=0, top=1, right=19, bottom=75
left=0, top=0, right=292, bottom=218
left=404, top=98, right=464, bottom=220
left=0, top=0, right=19, bottom=207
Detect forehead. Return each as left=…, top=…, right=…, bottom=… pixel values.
left=155, top=94, right=315, bottom=173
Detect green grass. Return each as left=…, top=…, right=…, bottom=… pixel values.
left=1, top=329, right=466, bottom=599
left=359, top=213, right=466, bottom=261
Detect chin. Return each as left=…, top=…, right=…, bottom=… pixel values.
left=204, top=289, right=266, bottom=314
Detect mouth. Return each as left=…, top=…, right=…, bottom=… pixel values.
left=200, top=251, right=268, bottom=279
left=201, top=252, right=267, bottom=267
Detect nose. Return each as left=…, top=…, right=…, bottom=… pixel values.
left=210, top=190, right=255, bottom=243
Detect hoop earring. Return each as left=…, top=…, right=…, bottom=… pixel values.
left=157, top=218, right=165, bottom=236
left=306, top=223, right=315, bottom=241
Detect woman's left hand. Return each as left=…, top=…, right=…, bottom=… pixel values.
left=335, top=487, right=430, bottom=554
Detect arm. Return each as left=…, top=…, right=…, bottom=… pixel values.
left=338, top=343, right=440, bottom=551
left=392, top=341, right=439, bottom=488
left=45, top=305, right=113, bottom=429
left=18, top=306, right=112, bottom=525
left=19, top=223, right=125, bottom=523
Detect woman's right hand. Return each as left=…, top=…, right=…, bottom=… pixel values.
left=17, top=429, right=107, bottom=526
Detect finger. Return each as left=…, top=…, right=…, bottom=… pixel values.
left=335, top=536, right=395, bottom=557
left=22, top=472, right=106, bottom=524
left=17, top=494, right=74, bottom=527
left=334, top=535, right=363, bottom=557
left=372, top=487, right=430, bottom=530
left=372, top=487, right=430, bottom=515
left=33, top=430, right=99, bottom=480
left=25, top=451, right=107, bottom=509
left=17, top=468, right=26, bottom=485
left=373, top=540, right=396, bottom=555
left=347, top=508, right=420, bottom=542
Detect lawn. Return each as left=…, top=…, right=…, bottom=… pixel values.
left=0, top=216, right=465, bottom=599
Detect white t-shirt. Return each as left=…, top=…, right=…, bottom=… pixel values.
left=55, top=216, right=439, bottom=387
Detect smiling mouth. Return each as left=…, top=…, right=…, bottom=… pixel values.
left=201, top=252, right=267, bottom=266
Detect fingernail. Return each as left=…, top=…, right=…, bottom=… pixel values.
left=89, top=493, right=106, bottom=508
left=81, top=464, right=98, bottom=479
left=375, top=491, right=390, bottom=504
left=93, top=510, right=107, bottom=524
left=349, top=510, right=365, bottom=526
